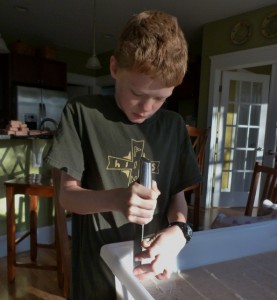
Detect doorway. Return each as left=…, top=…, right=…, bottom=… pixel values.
left=205, top=45, right=277, bottom=208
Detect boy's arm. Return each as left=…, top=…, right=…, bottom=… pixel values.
left=134, top=191, right=188, bottom=280
left=54, top=168, right=159, bottom=224
left=167, top=190, right=188, bottom=224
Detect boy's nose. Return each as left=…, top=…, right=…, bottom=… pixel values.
left=140, top=98, right=154, bottom=112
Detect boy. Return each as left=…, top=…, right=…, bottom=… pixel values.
left=46, top=10, right=201, bottom=299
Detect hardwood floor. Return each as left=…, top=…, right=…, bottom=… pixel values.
left=0, top=248, right=64, bottom=300
left=0, top=207, right=245, bottom=300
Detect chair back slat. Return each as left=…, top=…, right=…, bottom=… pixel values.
left=186, top=125, right=210, bottom=174
left=185, top=125, right=210, bottom=230
left=52, top=168, right=71, bottom=299
left=245, top=162, right=277, bottom=216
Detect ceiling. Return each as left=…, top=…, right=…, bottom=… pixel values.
left=0, top=0, right=276, bottom=57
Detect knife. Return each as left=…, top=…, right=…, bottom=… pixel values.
left=133, top=157, right=152, bottom=266
left=139, top=157, right=152, bottom=243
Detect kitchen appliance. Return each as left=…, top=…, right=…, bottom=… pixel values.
left=16, top=85, right=68, bottom=130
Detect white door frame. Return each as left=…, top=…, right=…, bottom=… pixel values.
left=205, top=44, right=277, bottom=208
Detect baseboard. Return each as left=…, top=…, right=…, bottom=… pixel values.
left=0, top=221, right=71, bottom=258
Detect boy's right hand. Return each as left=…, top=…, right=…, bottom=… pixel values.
left=118, top=180, right=160, bottom=225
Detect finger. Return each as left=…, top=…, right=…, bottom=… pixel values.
left=134, top=248, right=153, bottom=261
left=133, top=263, right=155, bottom=281
left=133, top=263, right=152, bottom=274
left=155, top=269, right=170, bottom=280
left=151, top=180, right=161, bottom=195
left=141, top=235, right=163, bottom=258
left=151, top=258, right=165, bottom=275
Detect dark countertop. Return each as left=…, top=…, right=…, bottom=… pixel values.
left=0, top=134, right=53, bottom=140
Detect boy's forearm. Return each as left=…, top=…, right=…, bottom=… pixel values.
left=167, top=191, right=188, bottom=224
left=55, top=169, right=120, bottom=214
left=59, top=186, right=120, bottom=214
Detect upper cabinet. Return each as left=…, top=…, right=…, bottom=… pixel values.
left=11, top=53, right=67, bottom=90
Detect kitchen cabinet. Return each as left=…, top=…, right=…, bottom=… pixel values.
left=11, top=53, right=67, bottom=90
left=0, top=54, right=11, bottom=127
left=0, top=53, right=67, bottom=125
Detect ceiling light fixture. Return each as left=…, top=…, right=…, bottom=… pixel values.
left=86, top=0, right=101, bottom=69
left=0, top=34, right=10, bottom=53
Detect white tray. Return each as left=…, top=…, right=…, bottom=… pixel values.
left=100, top=220, right=277, bottom=300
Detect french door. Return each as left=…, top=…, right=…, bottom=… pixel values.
left=215, top=71, right=270, bottom=207
left=205, top=45, right=277, bottom=209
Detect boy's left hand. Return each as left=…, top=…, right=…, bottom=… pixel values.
left=133, top=225, right=187, bottom=281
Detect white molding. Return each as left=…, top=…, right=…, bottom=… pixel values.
left=210, top=44, right=277, bottom=70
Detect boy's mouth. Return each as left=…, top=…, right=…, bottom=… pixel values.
left=133, top=112, right=147, bottom=119
left=131, top=112, right=149, bottom=123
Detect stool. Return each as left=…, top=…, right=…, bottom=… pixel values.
left=5, top=174, right=63, bottom=285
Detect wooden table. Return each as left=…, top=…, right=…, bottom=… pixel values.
left=5, top=175, right=58, bottom=282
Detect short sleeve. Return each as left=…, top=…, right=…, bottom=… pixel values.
left=45, top=101, right=84, bottom=180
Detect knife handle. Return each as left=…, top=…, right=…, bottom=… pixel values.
left=139, top=157, right=152, bottom=189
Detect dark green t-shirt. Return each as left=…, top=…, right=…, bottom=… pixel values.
left=45, top=95, right=201, bottom=299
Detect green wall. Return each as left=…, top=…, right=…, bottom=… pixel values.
left=198, top=4, right=277, bottom=128
left=0, top=139, right=53, bottom=236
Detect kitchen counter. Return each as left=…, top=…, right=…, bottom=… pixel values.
left=0, top=134, right=11, bottom=139
left=0, top=134, right=54, bottom=140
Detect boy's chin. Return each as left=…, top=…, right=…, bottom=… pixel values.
left=128, top=117, right=147, bottom=124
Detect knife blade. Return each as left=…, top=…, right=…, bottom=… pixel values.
left=139, top=157, right=152, bottom=243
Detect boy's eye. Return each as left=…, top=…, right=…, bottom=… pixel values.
left=131, top=89, right=166, bottom=102
left=131, top=90, right=142, bottom=97
left=154, top=97, right=166, bottom=102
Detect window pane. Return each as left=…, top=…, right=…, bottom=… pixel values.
left=241, top=81, right=251, bottom=103
left=252, top=82, right=262, bottom=104
left=233, top=149, right=245, bottom=170
left=246, top=150, right=256, bottom=169
left=249, top=128, right=259, bottom=148
left=236, top=128, right=247, bottom=148
left=238, top=104, right=249, bottom=125
left=250, top=105, right=261, bottom=126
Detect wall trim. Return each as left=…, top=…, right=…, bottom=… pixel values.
left=0, top=222, right=71, bottom=258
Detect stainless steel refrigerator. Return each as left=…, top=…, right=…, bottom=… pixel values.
left=16, top=85, right=68, bottom=130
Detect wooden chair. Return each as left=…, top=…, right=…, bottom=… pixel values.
left=185, top=125, right=210, bottom=230
left=52, top=168, right=71, bottom=299
left=4, top=175, right=63, bottom=285
left=245, top=162, right=277, bottom=216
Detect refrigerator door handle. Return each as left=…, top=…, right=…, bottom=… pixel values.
left=42, top=103, right=46, bottom=118
left=39, top=103, right=46, bottom=122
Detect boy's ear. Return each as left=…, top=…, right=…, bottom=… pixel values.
left=110, top=56, right=118, bottom=79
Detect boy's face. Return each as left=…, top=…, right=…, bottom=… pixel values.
left=110, top=56, right=175, bottom=124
